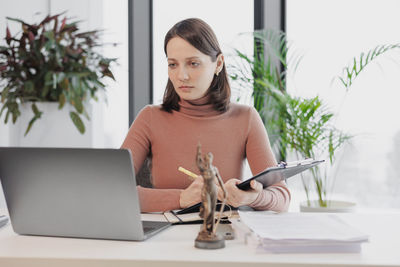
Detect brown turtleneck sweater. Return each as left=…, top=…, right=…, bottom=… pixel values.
left=121, top=98, right=291, bottom=212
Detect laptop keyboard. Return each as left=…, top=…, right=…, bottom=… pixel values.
left=142, top=220, right=171, bottom=236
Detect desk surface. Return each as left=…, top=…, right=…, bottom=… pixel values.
left=1, top=211, right=400, bottom=267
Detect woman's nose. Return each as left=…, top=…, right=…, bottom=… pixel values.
left=178, top=66, right=189, bottom=81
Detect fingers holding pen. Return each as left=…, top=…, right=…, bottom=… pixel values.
left=179, top=175, right=204, bottom=208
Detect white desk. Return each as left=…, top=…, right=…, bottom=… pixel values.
left=1, top=211, right=400, bottom=267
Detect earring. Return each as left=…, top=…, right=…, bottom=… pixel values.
left=215, top=69, right=220, bottom=76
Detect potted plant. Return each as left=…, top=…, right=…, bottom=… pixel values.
left=228, top=30, right=399, bottom=211
left=281, top=94, right=352, bottom=211
left=0, top=12, right=116, bottom=138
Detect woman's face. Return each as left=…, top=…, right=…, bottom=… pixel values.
left=166, top=37, right=222, bottom=101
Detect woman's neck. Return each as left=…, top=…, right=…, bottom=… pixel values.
left=178, top=94, right=221, bottom=117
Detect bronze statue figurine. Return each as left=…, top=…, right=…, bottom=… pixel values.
left=195, top=143, right=228, bottom=249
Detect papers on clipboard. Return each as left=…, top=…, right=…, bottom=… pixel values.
left=234, top=211, right=369, bottom=253
left=237, top=159, right=324, bottom=190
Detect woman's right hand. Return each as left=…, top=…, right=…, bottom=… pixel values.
left=179, top=176, right=204, bottom=208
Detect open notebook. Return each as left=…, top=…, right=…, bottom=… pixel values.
left=163, top=208, right=233, bottom=225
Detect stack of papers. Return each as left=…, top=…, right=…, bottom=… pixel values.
left=236, top=211, right=369, bottom=253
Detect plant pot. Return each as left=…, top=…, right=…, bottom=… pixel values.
left=8, top=102, right=93, bottom=148
left=300, top=200, right=356, bottom=213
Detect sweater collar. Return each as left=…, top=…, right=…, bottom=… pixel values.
left=178, top=94, right=221, bottom=117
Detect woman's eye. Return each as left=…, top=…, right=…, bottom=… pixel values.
left=168, top=63, right=176, bottom=68
left=190, top=62, right=200, bottom=67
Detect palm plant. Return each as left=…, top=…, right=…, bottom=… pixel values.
left=229, top=29, right=400, bottom=207
left=282, top=96, right=351, bottom=206
left=228, top=29, right=350, bottom=207
left=229, top=30, right=290, bottom=159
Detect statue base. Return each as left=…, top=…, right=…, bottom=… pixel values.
left=194, top=232, right=225, bottom=249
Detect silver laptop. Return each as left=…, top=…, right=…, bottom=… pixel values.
left=0, top=147, right=170, bottom=241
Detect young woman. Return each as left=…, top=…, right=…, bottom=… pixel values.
left=121, top=18, right=290, bottom=212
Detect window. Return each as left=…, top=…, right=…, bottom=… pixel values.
left=286, top=0, right=400, bottom=209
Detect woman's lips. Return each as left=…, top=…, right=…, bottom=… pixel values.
left=179, top=86, right=194, bottom=92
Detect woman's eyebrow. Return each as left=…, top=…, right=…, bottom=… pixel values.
left=186, top=56, right=201, bottom=60
left=167, top=56, right=201, bottom=61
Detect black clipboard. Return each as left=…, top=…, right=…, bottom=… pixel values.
left=176, top=159, right=324, bottom=214
left=237, top=159, right=325, bottom=190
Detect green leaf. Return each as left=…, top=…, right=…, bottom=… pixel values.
left=24, top=81, right=35, bottom=93
left=43, top=30, right=55, bottom=40
left=69, top=111, right=85, bottom=134
left=31, top=103, right=42, bottom=116
left=1, top=86, right=10, bottom=103
left=8, top=102, right=20, bottom=123
left=339, top=43, right=400, bottom=89
left=58, top=93, right=66, bottom=109
left=6, top=17, right=28, bottom=25
left=60, top=78, right=69, bottom=90
left=24, top=116, right=39, bottom=136
left=73, top=97, right=83, bottom=114
left=41, top=86, right=50, bottom=98
left=23, top=104, right=43, bottom=135
left=44, top=71, right=53, bottom=86
left=12, top=110, right=19, bottom=123
left=4, top=110, right=10, bottom=124
left=0, top=103, right=7, bottom=118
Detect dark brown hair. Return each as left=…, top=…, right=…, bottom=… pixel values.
left=161, top=18, right=231, bottom=112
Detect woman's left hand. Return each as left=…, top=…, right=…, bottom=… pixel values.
left=218, top=178, right=263, bottom=207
